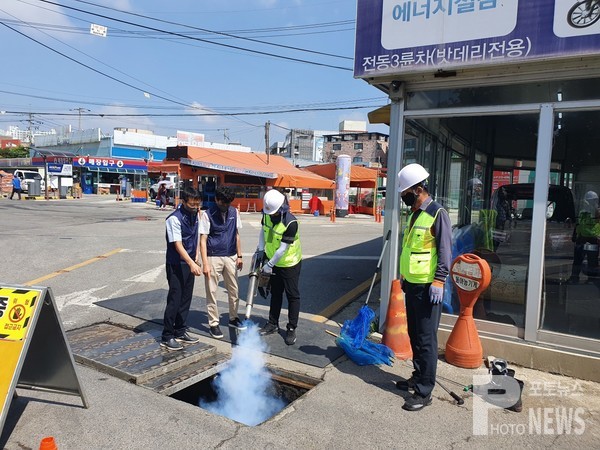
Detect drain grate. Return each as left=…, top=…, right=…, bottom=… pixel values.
left=67, top=323, right=228, bottom=392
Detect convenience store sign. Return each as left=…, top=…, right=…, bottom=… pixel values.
left=355, top=0, right=600, bottom=77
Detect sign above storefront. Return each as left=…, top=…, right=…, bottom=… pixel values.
left=355, top=0, right=600, bottom=77
left=180, top=158, right=277, bottom=179
left=73, top=156, right=147, bottom=173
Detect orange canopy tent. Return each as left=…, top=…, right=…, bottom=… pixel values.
left=304, top=163, right=380, bottom=188
left=171, top=147, right=335, bottom=189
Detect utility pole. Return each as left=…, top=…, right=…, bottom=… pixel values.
left=70, top=107, right=91, bottom=130
left=265, top=121, right=270, bottom=164
left=23, top=112, right=41, bottom=144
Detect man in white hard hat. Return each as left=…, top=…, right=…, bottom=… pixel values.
left=256, top=189, right=302, bottom=345
left=395, top=163, right=452, bottom=411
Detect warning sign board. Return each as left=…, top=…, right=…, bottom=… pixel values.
left=0, top=286, right=87, bottom=433
left=0, top=289, right=38, bottom=341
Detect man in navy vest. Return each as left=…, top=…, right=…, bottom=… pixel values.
left=161, top=187, right=202, bottom=350
left=200, top=186, right=245, bottom=339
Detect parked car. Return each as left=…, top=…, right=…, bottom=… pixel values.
left=149, top=174, right=176, bottom=200
left=14, top=169, right=45, bottom=193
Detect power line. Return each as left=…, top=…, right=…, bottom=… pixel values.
left=0, top=88, right=386, bottom=111
left=0, top=17, right=354, bottom=40
left=33, top=0, right=353, bottom=71
left=3, top=104, right=385, bottom=117
left=69, top=0, right=353, bottom=60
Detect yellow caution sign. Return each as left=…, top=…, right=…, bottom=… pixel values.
left=0, top=285, right=87, bottom=432
left=0, top=288, right=39, bottom=341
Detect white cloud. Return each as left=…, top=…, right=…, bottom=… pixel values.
left=93, top=103, right=156, bottom=134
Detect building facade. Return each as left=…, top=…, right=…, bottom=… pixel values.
left=356, top=0, right=600, bottom=380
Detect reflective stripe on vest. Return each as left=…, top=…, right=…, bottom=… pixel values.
left=263, top=214, right=302, bottom=267
left=400, top=209, right=440, bottom=283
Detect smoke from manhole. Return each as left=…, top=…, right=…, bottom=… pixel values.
left=200, top=322, right=285, bottom=426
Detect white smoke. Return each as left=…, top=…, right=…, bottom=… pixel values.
left=200, top=321, right=285, bottom=426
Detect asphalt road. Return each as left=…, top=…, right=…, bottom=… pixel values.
left=2, top=196, right=600, bottom=449
left=0, top=196, right=385, bottom=325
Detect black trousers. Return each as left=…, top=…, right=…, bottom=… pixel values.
left=403, top=280, right=442, bottom=398
left=10, top=187, right=21, bottom=200
left=162, top=263, right=195, bottom=341
left=268, top=261, right=301, bottom=330
left=571, top=240, right=599, bottom=278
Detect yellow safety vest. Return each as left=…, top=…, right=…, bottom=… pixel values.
left=263, top=214, right=302, bottom=267
left=400, top=209, right=439, bottom=283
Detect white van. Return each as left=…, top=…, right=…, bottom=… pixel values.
left=14, top=169, right=45, bottom=193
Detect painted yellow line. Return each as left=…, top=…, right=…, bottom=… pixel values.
left=310, top=274, right=379, bottom=323
left=25, top=248, right=123, bottom=286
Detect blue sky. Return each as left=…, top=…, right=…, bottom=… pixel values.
left=0, top=0, right=389, bottom=150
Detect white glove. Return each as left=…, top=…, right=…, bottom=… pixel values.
left=262, top=261, right=273, bottom=275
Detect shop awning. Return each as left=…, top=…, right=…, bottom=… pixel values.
left=32, top=148, right=79, bottom=158
left=172, top=147, right=335, bottom=189
left=368, top=104, right=391, bottom=126
left=85, top=167, right=147, bottom=174
left=305, top=163, right=380, bottom=188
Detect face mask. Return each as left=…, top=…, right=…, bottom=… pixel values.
left=183, top=203, right=199, bottom=215
left=401, top=191, right=416, bottom=207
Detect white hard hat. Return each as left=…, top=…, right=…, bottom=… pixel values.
left=585, top=191, right=599, bottom=201
left=263, top=189, right=285, bottom=215
left=397, top=163, right=430, bottom=193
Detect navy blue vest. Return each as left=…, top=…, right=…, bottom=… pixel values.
left=205, top=205, right=238, bottom=257
left=165, top=206, right=199, bottom=264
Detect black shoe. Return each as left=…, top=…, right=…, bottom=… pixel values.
left=228, top=318, right=247, bottom=330
left=396, top=378, right=415, bottom=391
left=402, top=393, right=432, bottom=411
left=160, top=338, right=184, bottom=351
left=260, top=322, right=279, bottom=336
left=175, top=332, right=199, bottom=343
left=209, top=325, right=224, bottom=339
left=284, top=328, right=297, bottom=346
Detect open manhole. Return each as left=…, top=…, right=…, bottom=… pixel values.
left=169, top=367, right=321, bottom=426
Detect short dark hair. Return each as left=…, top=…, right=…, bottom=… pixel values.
left=180, top=187, right=201, bottom=202
left=215, top=186, right=235, bottom=203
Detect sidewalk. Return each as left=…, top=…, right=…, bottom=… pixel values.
left=2, top=290, right=600, bottom=449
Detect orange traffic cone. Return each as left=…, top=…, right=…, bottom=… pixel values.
left=39, top=436, right=58, bottom=450
left=382, top=279, right=412, bottom=360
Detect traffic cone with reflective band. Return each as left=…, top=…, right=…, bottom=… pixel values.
left=382, top=279, right=412, bottom=360
left=39, top=436, right=58, bottom=450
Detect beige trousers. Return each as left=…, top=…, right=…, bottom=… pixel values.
left=204, top=255, right=240, bottom=326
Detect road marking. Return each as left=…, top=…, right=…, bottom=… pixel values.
left=124, top=265, right=164, bottom=283
left=24, top=248, right=123, bottom=286
left=311, top=276, right=376, bottom=323
left=55, top=286, right=108, bottom=309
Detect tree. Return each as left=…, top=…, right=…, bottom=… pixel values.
left=0, top=146, right=29, bottom=158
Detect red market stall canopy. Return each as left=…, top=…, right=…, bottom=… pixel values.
left=305, top=163, right=380, bottom=188
left=151, top=147, right=335, bottom=190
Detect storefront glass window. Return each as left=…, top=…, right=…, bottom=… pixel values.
left=408, top=113, right=539, bottom=328
left=406, top=78, right=600, bottom=110
left=541, top=110, right=600, bottom=340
